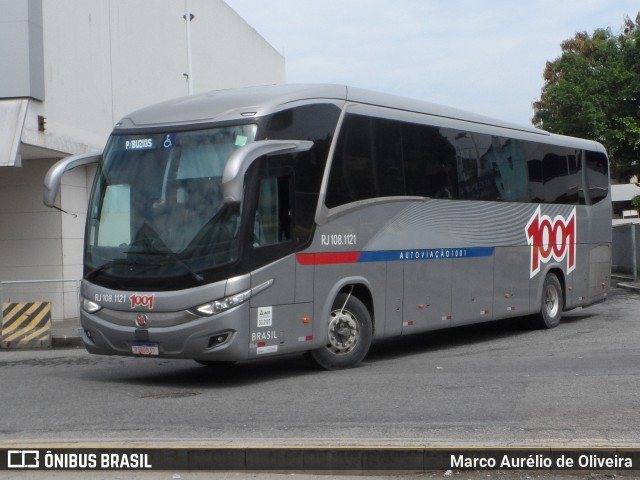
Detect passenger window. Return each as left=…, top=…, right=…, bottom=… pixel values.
left=527, top=145, right=579, bottom=204
left=403, top=123, right=456, bottom=198
left=451, top=131, right=500, bottom=201
left=481, top=137, right=530, bottom=203
left=542, top=152, right=570, bottom=203
left=374, top=119, right=405, bottom=196
left=326, top=115, right=376, bottom=207
left=253, top=176, right=291, bottom=247
left=325, top=114, right=607, bottom=209
left=585, top=151, right=609, bottom=204
left=566, top=153, right=584, bottom=205
left=257, top=103, right=341, bottom=245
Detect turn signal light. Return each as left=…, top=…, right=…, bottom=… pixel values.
left=81, top=298, right=102, bottom=314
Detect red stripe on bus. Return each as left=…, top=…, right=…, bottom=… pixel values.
left=296, top=252, right=361, bottom=265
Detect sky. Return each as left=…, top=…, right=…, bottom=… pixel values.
left=224, top=0, right=639, bottom=127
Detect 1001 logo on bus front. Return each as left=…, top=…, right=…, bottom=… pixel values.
left=525, top=206, right=576, bottom=278
left=130, top=293, right=155, bottom=310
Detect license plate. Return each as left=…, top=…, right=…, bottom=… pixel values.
left=131, top=343, right=159, bottom=356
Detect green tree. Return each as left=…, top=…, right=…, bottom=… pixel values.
left=532, top=15, right=640, bottom=181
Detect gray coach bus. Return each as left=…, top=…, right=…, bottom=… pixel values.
left=44, top=84, right=611, bottom=369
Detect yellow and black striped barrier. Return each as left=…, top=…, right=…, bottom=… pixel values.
left=0, top=302, right=52, bottom=349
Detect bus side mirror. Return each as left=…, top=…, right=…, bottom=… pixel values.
left=222, top=140, right=313, bottom=204
left=43, top=151, right=101, bottom=207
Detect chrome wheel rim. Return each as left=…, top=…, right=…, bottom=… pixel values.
left=327, top=309, right=359, bottom=355
left=544, top=284, right=559, bottom=318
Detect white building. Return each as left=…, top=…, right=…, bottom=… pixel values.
left=612, top=183, right=640, bottom=224
left=0, top=0, right=284, bottom=320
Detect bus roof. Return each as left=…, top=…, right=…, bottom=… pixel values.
left=115, top=84, right=349, bottom=130
left=114, top=83, right=605, bottom=153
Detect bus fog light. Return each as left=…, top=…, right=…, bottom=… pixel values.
left=83, top=328, right=96, bottom=345
left=208, top=332, right=231, bottom=348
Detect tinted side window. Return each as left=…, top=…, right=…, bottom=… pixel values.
left=567, top=153, right=584, bottom=205
left=527, top=145, right=581, bottom=204
left=542, top=152, right=569, bottom=203
left=449, top=131, right=501, bottom=202
left=253, top=175, right=291, bottom=247
left=403, top=123, right=457, bottom=198
left=585, top=151, right=609, bottom=204
left=258, top=104, right=340, bottom=197
left=326, top=115, right=376, bottom=208
left=545, top=152, right=570, bottom=203
left=482, top=137, right=530, bottom=202
left=258, top=104, right=341, bottom=242
left=327, top=115, right=460, bottom=208
left=374, top=119, right=405, bottom=197
left=326, top=113, right=607, bottom=209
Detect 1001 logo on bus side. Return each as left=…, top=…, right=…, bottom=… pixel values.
left=525, top=206, right=576, bottom=278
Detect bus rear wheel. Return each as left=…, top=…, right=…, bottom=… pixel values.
left=309, top=292, right=373, bottom=370
left=531, top=273, right=563, bottom=329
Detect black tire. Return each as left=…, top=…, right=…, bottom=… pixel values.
left=530, top=273, right=563, bottom=329
left=309, top=292, right=373, bottom=370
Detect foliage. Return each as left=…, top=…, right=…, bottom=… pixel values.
left=632, top=195, right=640, bottom=209
left=532, top=15, right=640, bottom=181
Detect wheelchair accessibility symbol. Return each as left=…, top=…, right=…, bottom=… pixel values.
left=163, top=134, right=176, bottom=148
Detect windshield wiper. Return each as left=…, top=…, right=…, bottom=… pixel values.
left=85, top=258, right=130, bottom=280
left=87, top=253, right=204, bottom=283
left=124, top=222, right=205, bottom=282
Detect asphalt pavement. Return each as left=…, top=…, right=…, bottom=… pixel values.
left=5, top=277, right=640, bottom=478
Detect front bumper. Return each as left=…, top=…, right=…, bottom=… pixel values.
left=80, top=303, right=250, bottom=362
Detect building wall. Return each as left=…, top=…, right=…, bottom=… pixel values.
left=0, top=159, right=62, bottom=282
left=0, top=159, right=68, bottom=320
left=0, top=0, right=285, bottom=321
left=28, top=0, right=285, bottom=151
left=0, top=0, right=44, bottom=100
left=0, top=161, right=95, bottom=321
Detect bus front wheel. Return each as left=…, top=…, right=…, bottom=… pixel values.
left=531, top=273, right=563, bottom=329
left=309, top=292, right=373, bottom=370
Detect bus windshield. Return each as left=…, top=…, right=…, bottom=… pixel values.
left=85, top=125, right=257, bottom=283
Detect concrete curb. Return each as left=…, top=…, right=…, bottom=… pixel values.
left=616, top=282, right=640, bottom=292
left=51, top=334, right=83, bottom=349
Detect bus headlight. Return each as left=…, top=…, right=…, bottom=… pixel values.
left=196, top=290, right=252, bottom=316
left=193, top=278, right=274, bottom=317
left=81, top=298, right=102, bottom=314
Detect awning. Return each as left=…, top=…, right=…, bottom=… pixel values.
left=612, top=183, right=640, bottom=202
left=0, top=99, right=28, bottom=167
